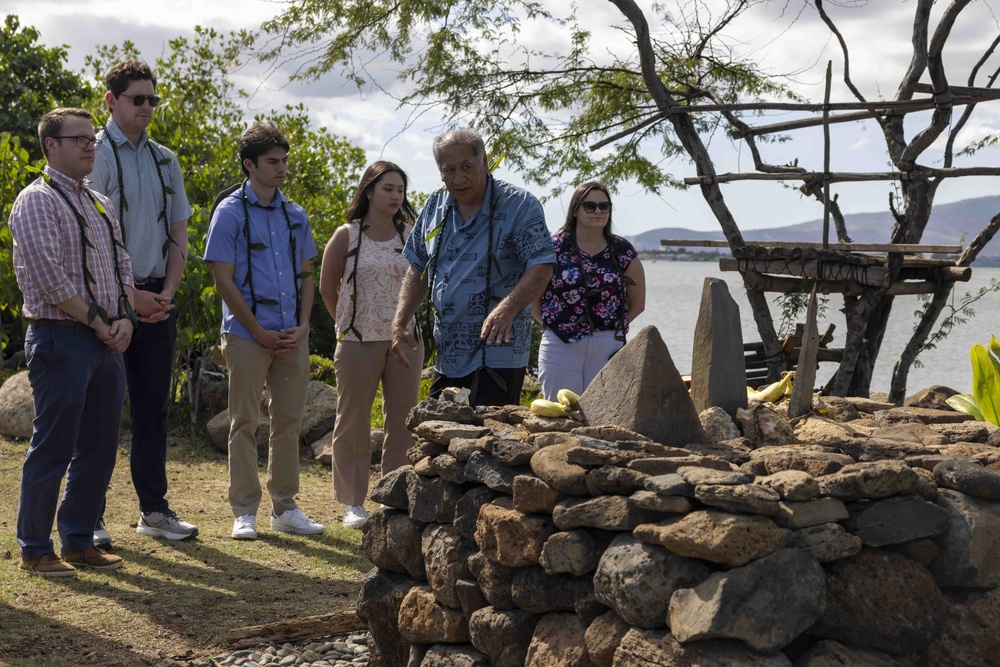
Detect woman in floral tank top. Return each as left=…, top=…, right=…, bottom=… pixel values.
left=533, top=182, right=646, bottom=400
left=320, top=162, right=423, bottom=529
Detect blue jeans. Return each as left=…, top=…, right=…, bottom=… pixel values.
left=17, top=324, right=126, bottom=559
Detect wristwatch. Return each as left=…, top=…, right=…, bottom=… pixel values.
left=120, top=311, right=139, bottom=327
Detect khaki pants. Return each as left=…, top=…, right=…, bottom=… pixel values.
left=332, top=339, right=423, bottom=505
left=222, top=333, right=309, bottom=517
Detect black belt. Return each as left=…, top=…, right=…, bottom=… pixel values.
left=26, top=318, right=89, bottom=331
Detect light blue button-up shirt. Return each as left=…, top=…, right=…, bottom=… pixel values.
left=204, top=184, right=317, bottom=344
left=404, top=177, right=555, bottom=376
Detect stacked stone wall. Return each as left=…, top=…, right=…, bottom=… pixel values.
left=356, top=395, right=1000, bottom=667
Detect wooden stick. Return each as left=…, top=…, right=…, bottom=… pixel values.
left=227, top=609, right=366, bottom=649
left=661, top=239, right=963, bottom=253
left=682, top=166, right=1000, bottom=185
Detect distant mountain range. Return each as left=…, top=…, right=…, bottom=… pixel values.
left=628, top=195, right=1000, bottom=261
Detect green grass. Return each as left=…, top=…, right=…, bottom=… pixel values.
left=0, top=428, right=371, bottom=667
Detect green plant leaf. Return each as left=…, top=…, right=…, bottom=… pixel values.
left=945, top=393, right=985, bottom=421
left=971, top=343, right=1000, bottom=425
left=425, top=224, right=442, bottom=242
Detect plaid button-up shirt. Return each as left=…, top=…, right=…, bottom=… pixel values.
left=8, top=166, right=134, bottom=321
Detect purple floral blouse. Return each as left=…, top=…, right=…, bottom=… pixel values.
left=540, top=232, right=637, bottom=343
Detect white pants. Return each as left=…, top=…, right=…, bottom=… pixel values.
left=538, top=328, right=623, bottom=401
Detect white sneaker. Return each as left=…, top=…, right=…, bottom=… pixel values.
left=232, top=514, right=257, bottom=540
left=343, top=505, right=368, bottom=529
left=270, top=508, right=325, bottom=535
left=93, top=519, right=112, bottom=549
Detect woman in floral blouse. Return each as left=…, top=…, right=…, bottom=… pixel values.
left=533, top=182, right=645, bottom=400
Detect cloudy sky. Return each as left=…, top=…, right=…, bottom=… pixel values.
left=7, top=0, right=1000, bottom=237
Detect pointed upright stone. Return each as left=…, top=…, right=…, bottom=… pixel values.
left=788, top=286, right=819, bottom=419
left=690, top=278, right=747, bottom=418
left=579, top=326, right=706, bottom=446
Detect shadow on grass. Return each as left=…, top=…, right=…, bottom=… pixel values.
left=0, top=599, right=166, bottom=667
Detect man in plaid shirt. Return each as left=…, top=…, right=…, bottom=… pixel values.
left=8, top=107, right=136, bottom=577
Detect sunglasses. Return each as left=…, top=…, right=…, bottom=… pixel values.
left=580, top=201, right=611, bottom=213
left=119, top=93, right=162, bottom=107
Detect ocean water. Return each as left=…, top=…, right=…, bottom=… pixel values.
left=635, top=260, right=1000, bottom=396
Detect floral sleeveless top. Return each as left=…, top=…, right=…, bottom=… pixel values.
left=540, top=232, right=637, bottom=344
left=335, top=221, right=413, bottom=342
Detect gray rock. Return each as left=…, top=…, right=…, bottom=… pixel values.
left=454, top=579, right=490, bottom=621
left=677, top=466, right=753, bottom=486
left=299, top=381, right=340, bottom=445
left=929, top=421, right=990, bottom=444
left=539, top=530, right=601, bottom=576
left=493, top=438, right=537, bottom=466
left=355, top=568, right=417, bottom=667
left=579, top=325, right=706, bottom=447
left=413, top=420, right=490, bottom=445
left=694, top=483, right=781, bottom=515
left=464, top=449, right=525, bottom=494
left=929, top=489, right=1000, bottom=588
left=431, top=453, right=468, bottom=484
left=628, top=490, right=693, bottom=514
left=572, top=424, right=653, bottom=443
left=586, top=466, right=649, bottom=496
left=448, top=437, right=483, bottom=462
left=511, top=567, right=594, bottom=614
left=467, top=551, right=516, bottom=610
left=817, top=461, right=921, bottom=502
left=756, top=470, right=821, bottom=501
left=737, top=403, right=797, bottom=449
left=423, top=524, right=475, bottom=609
left=613, top=629, right=793, bottom=666
left=420, top=644, right=490, bottom=667
left=629, top=455, right=734, bottom=476
left=408, top=474, right=464, bottom=523
left=525, top=613, right=595, bottom=667
left=920, top=587, right=1000, bottom=667
left=407, top=398, right=482, bottom=429
left=811, top=549, right=945, bottom=655
left=699, top=406, right=742, bottom=443
left=634, top=510, right=790, bottom=567
left=567, top=446, right=651, bottom=468
left=845, top=495, right=949, bottom=547
left=743, top=447, right=853, bottom=477
left=934, top=459, right=1000, bottom=500
left=370, top=466, right=415, bottom=510
left=553, top=495, right=658, bottom=531
left=773, top=498, right=849, bottom=529
left=643, top=473, right=695, bottom=497
left=593, top=534, right=712, bottom=629
left=904, top=384, right=960, bottom=410
left=468, top=607, right=539, bottom=667
left=361, top=508, right=426, bottom=579
left=794, top=640, right=903, bottom=667
left=690, top=278, right=747, bottom=418
left=455, top=486, right=501, bottom=543
left=669, top=548, right=826, bottom=652
left=0, top=370, right=34, bottom=440
left=512, top=475, right=564, bottom=514
left=790, top=523, right=862, bottom=562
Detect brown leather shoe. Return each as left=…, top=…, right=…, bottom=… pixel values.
left=62, top=547, right=124, bottom=571
left=20, top=552, right=77, bottom=577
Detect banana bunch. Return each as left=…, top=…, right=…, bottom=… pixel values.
left=746, top=371, right=795, bottom=403
left=530, top=388, right=583, bottom=420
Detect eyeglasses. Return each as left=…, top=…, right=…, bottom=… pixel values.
left=119, top=93, right=162, bottom=107
left=580, top=201, right=611, bottom=213
left=53, top=136, right=103, bottom=149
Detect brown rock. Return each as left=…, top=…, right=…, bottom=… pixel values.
left=523, top=416, right=579, bottom=433
left=525, top=613, right=595, bottom=667
left=794, top=640, right=903, bottom=667
left=512, top=475, right=564, bottom=514
left=904, top=385, right=960, bottom=410
left=773, top=498, right=849, bottom=529
left=553, top=495, right=658, bottom=531
left=811, top=549, right=946, bottom=654
left=756, top=470, right=821, bottom=501
left=420, top=645, right=490, bottom=667
left=573, top=424, right=652, bottom=443
left=790, top=523, right=862, bottom=562
left=423, top=524, right=475, bottom=609
left=355, top=568, right=417, bottom=667
left=414, top=420, right=490, bottom=445
left=613, top=629, right=793, bottom=666
left=694, top=483, right=781, bottom=515
left=921, top=588, right=1000, bottom=667
left=586, top=466, right=649, bottom=496
left=467, top=551, right=516, bottom=610
left=743, top=447, right=854, bottom=478
left=530, top=444, right=589, bottom=496
left=629, top=491, right=693, bottom=514
left=629, top=455, right=734, bottom=475
left=699, top=406, right=741, bottom=443
left=677, top=466, right=753, bottom=486
left=361, top=508, right=426, bottom=579
left=736, top=403, right=797, bottom=448
left=475, top=501, right=556, bottom=567
left=634, top=510, right=790, bottom=567
left=816, top=461, right=921, bottom=502
left=468, top=607, right=539, bottom=667
left=397, top=585, right=469, bottom=643
left=540, top=530, right=602, bottom=576
left=585, top=610, right=631, bottom=667
left=794, top=417, right=863, bottom=447
left=930, top=421, right=990, bottom=444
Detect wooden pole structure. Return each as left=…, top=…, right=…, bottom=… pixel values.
left=823, top=61, right=832, bottom=248
left=788, top=286, right=820, bottom=418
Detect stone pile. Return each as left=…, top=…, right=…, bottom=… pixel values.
left=353, top=336, right=1000, bottom=667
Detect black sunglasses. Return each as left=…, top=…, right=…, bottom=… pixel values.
left=580, top=201, right=611, bottom=213
left=119, top=93, right=162, bottom=107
